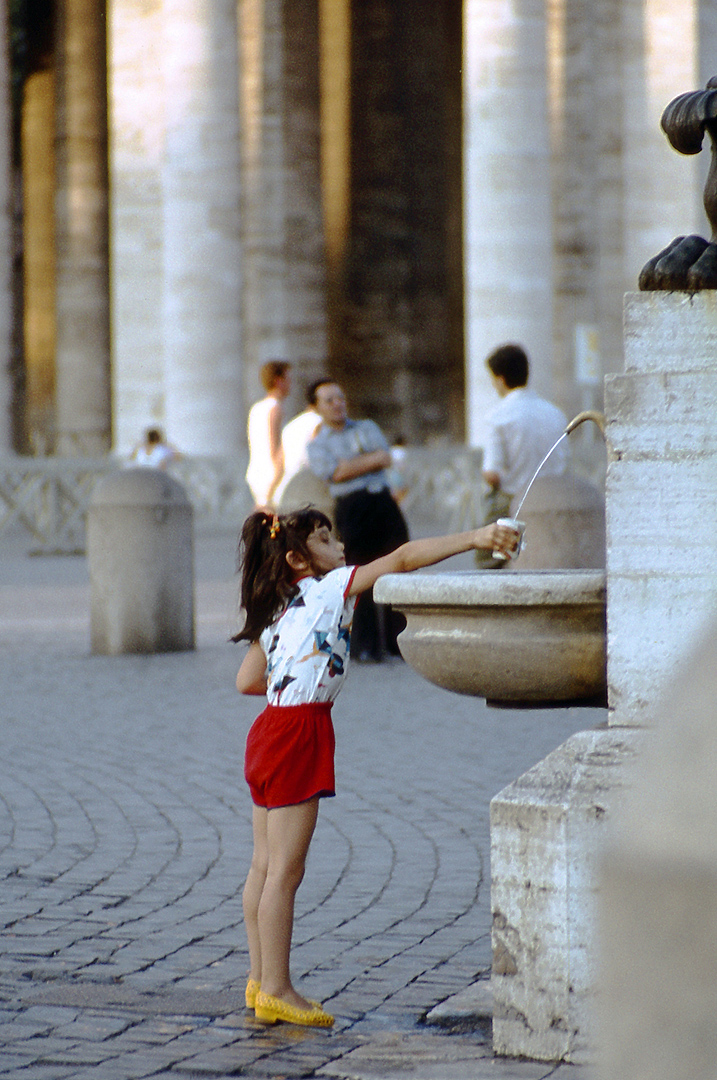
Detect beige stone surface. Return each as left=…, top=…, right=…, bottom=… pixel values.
left=606, top=293, right=717, bottom=728
left=509, top=474, right=605, bottom=570
left=599, top=620, right=717, bottom=1080
left=491, top=727, right=643, bottom=1064
left=239, top=0, right=328, bottom=411
left=108, top=0, right=166, bottom=453
left=55, top=0, right=111, bottom=455
left=375, top=570, right=606, bottom=704
left=88, top=468, right=194, bottom=654
left=426, top=979, right=493, bottom=1022
left=463, top=0, right=554, bottom=448
left=317, top=1030, right=563, bottom=1080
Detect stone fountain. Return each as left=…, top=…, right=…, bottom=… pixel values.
left=375, top=81, right=717, bottom=1064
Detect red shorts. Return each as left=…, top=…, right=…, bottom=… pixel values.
left=244, top=702, right=335, bottom=809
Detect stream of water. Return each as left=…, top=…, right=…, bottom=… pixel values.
left=513, top=431, right=568, bottom=519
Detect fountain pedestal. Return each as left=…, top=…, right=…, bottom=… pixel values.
left=377, top=291, right=717, bottom=1063
left=490, top=290, right=717, bottom=1062
left=491, top=726, right=643, bottom=1063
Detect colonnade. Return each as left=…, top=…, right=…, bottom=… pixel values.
left=464, top=0, right=711, bottom=445
left=0, top=0, right=714, bottom=457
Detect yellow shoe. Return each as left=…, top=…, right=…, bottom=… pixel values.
left=245, top=978, right=260, bottom=1009
left=254, top=990, right=334, bottom=1028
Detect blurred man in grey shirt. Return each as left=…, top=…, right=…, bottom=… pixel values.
left=308, top=380, right=408, bottom=662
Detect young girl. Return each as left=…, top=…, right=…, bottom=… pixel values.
left=234, top=507, right=518, bottom=1028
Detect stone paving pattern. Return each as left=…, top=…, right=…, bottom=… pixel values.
left=0, top=528, right=599, bottom=1079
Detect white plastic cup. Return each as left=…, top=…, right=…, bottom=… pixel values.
left=492, top=517, right=525, bottom=561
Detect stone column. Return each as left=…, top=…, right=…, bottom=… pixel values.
left=107, top=0, right=166, bottom=455
left=621, top=0, right=705, bottom=282
left=54, top=0, right=111, bottom=456
left=161, top=0, right=244, bottom=456
left=463, top=0, right=554, bottom=448
left=546, top=0, right=619, bottom=425
left=21, top=64, right=56, bottom=453
left=318, top=0, right=350, bottom=370
left=0, top=0, right=12, bottom=452
left=239, top=0, right=327, bottom=417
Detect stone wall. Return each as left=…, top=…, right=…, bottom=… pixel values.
left=606, top=292, right=717, bottom=727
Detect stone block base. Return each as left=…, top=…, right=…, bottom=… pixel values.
left=490, top=726, right=643, bottom=1063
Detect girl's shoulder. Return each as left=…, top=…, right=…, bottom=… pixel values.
left=294, top=565, right=357, bottom=605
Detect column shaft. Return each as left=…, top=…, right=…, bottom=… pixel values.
left=162, top=0, right=244, bottom=456
left=54, top=0, right=111, bottom=455
left=240, top=0, right=327, bottom=419
left=463, top=0, right=554, bottom=448
left=0, top=0, right=12, bottom=451
left=107, top=0, right=166, bottom=455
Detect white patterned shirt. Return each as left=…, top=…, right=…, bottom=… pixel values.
left=260, top=565, right=358, bottom=706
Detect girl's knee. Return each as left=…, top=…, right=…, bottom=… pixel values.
left=250, top=850, right=269, bottom=879
left=266, top=855, right=306, bottom=892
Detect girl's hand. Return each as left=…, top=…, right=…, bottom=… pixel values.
left=474, top=522, right=520, bottom=557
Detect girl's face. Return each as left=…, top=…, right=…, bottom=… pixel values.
left=304, top=524, right=346, bottom=575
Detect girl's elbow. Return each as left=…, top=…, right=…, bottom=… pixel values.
left=237, top=679, right=265, bottom=696
left=236, top=671, right=258, bottom=694
left=392, top=545, right=412, bottom=574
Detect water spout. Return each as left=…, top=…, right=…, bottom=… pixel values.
left=565, top=410, right=607, bottom=438
left=511, top=411, right=607, bottom=521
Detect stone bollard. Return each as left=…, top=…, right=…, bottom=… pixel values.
left=276, top=467, right=335, bottom=525
left=88, top=468, right=195, bottom=654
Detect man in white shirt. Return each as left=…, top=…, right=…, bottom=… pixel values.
left=273, top=394, right=322, bottom=508
left=482, top=343, right=569, bottom=511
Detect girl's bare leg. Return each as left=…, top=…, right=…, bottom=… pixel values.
left=243, top=805, right=268, bottom=983
left=258, top=796, right=319, bottom=1009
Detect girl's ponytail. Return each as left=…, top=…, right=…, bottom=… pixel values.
left=232, top=506, right=333, bottom=643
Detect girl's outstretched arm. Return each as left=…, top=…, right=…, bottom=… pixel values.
left=348, top=521, right=519, bottom=597
left=237, top=641, right=268, bottom=695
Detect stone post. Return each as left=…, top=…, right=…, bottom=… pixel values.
left=463, top=0, right=554, bottom=448
left=88, top=469, right=194, bottom=655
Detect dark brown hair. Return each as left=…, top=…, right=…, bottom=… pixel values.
left=306, top=377, right=337, bottom=406
left=486, top=344, right=529, bottom=389
left=232, top=506, right=333, bottom=643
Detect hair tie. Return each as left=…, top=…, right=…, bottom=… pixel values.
left=269, top=514, right=281, bottom=539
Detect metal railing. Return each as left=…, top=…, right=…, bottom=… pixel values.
left=0, top=447, right=484, bottom=555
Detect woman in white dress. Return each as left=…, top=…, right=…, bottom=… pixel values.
left=245, top=361, right=291, bottom=511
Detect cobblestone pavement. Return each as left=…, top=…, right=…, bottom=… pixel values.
left=0, top=528, right=601, bottom=1079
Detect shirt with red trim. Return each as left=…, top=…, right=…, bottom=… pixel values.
left=260, top=565, right=358, bottom=705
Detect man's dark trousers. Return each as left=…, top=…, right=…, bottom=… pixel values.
left=334, top=487, right=409, bottom=661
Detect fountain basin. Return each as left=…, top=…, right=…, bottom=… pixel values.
left=374, top=569, right=606, bottom=704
